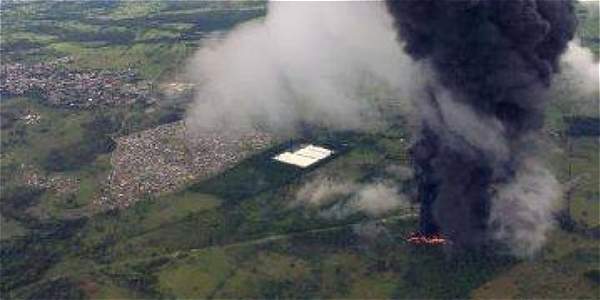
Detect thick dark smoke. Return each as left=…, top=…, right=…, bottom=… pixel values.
left=385, top=0, right=577, bottom=254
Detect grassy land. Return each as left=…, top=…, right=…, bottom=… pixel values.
left=0, top=215, right=27, bottom=240
left=157, top=248, right=232, bottom=298
left=2, top=110, right=597, bottom=300
left=544, top=4, right=600, bottom=227
left=0, top=0, right=267, bottom=221
left=0, top=97, right=110, bottom=219
left=2, top=128, right=414, bottom=299
left=577, top=1, right=600, bottom=58
left=472, top=230, right=599, bottom=299
left=565, top=137, right=599, bottom=227
left=0, top=2, right=264, bottom=216
left=107, top=1, right=166, bottom=20
left=1, top=0, right=265, bottom=80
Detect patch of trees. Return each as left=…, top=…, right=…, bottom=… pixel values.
left=0, top=108, right=21, bottom=129
left=258, top=278, right=319, bottom=300
left=565, top=116, right=600, bottom=137
left=0, top=236, right=59, bottom=294
left=21, top=6, right=265, bottom=47
left=0, top=186, right=45, bottom=227
left=0, top=184, right=87, bottom=295
left=584, top=269, right=600, bottom=285
left=0, top=216, right=86, bottom=293
left=49, top=0, right=119, bottom=15
left=85, top=9, right=265, bottom=34
left=85, top=111, right=122, bottom=134
left=192, top=154, right=300, bottom=205
left=25, top=1, right=118, bottom=22
left=41, top=136, right=114, bottom=172
left=28, top=24, right=135, bottom=45
left=107, top=258, right=169, bottom=298
left=396, top=250, right=516, bottom=299
left=188, top=11, right=265, bottom=32
left=0, top=185, right=88, bottom=234
left=156, top=106, right=185, bottom=125
left=16, top=277, right=85, bottom=300
left=109, top=272, right=162, bottom=298
left=556, top=210, right=600, bottom=239
left=290, top=227, right=359, bottom=249
left=163, top=1, right=226, bottom=11
left=0, top=38, right=46, bottom=53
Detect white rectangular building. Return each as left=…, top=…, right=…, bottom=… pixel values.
left=273, top=144, right=334, bottom=168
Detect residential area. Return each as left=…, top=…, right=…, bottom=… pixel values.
left=0, top=57, right=155, bottom=108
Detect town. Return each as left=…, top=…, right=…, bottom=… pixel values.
left=98, top=121, right=274, bottom=208
left=0, top=57, right=155, bottom=108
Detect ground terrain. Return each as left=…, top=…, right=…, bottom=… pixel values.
left=1, top=1, right=598, bottom=299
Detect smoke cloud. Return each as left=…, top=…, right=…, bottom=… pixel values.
left=489, top=160, right=562, bottom=257
left=185, top=1, right=423, bottom=135
left=552, top=40, right=600, bottom=115
left=183, top=0, right=594, bottom=257
left=385, top=0, right=577, bottom=256
left=561, top=41, right=600, bottom=96
left=294, top=177, right=356, bottom=208
left=353, top=182, right=408, bottom=216
left=294, top=177, right=409, bottom=219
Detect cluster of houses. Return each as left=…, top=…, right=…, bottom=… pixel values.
left=21, top=111, right=41, bottom=125
left=2, top=58, right=280, bottom=210
left=21, top=164, right=80, bottom=197
left=97, top=121, right=273, bottom=208
left=0, top=57, right=154, bottom=108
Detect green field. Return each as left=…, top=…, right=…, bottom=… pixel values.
left=1, top=0, right=265, bottom=80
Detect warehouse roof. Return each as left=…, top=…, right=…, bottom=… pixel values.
left=273, top=144, right=333, bottom=168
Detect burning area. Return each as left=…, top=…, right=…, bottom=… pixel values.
left=181, top=0, right=591, bottom=257
left=386, top=0, right=577, bottom=256
left=407, top=232, right=449, bottom=246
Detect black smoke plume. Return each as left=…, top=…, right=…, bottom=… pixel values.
left=385, top=0, right=577, bottom=253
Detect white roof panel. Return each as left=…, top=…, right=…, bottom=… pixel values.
left=305, top=145, right=333, bottom=156
left=273, top=144, right=333, bottom=168
left=274, top=152, right=316, bottom=168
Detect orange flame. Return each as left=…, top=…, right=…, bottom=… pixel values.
left=406, top=232, right=448, bottom=245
